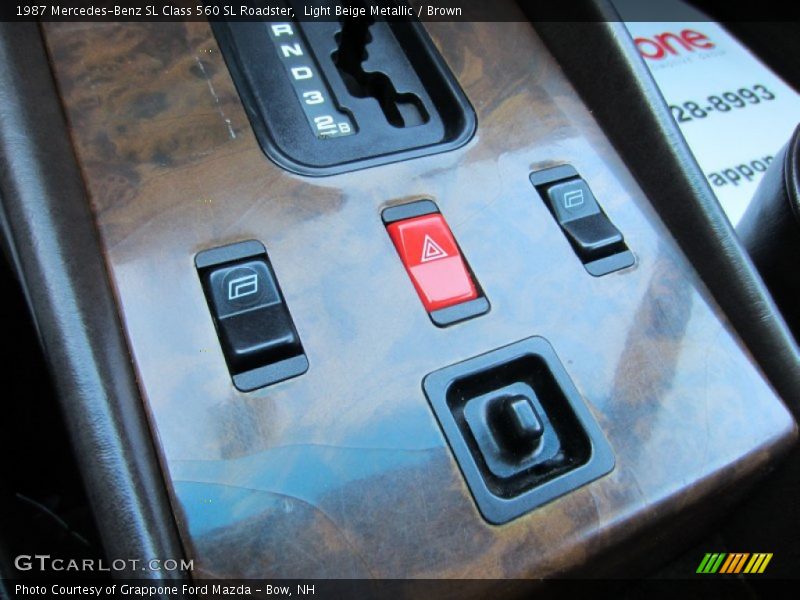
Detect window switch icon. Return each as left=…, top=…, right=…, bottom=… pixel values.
left=207, top=261, right=280, bottom=319
left=562, top=188, right=585, bottom=210
left=196, top=241, right=308, bottom=392
left=227, top=272, right=259, bottom=301
left=547, top=179, right=601, bottom=222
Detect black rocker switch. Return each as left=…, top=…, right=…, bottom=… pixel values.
left=545, top=179, right=625, bottom=261
left=530, top=165, right=635, bottom=277
left=196, top=240, right=308, bottom=392
left=206, top=259, right=299, bottom=371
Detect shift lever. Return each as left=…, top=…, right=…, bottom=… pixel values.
left=737, top=124, right=800, bottom=336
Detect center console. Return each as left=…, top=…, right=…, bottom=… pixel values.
left=1, top=0, right=795, bottom=582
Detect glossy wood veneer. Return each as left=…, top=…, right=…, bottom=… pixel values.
left=43, top=8, right=796, bottom=579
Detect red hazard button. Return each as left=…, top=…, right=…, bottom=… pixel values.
left=387, top=213, right=478, bottom=312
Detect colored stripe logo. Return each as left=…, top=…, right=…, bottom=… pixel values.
left=697, top=553, right=773, bottom=574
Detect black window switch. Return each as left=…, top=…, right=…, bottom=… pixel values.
left=206, top=259, right=301, bottom=371
left=196, top=241, right=308, bottom=392
left=530, top=165, right=635, bottom=276
left=545, top=179, right=625, bottom=262
left=561, top=214, right=625, bottom=262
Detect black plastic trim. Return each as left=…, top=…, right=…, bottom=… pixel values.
left=738, top=125, right=800, bottom=339
left=232, top=354, right=310, bottom=392
left=194, top=239, right=267, bottom=269
left=212, top=18, right=476, bottom=176
left=528, top=164, right=580, bottom=187
left=429, top=296, right=491, bottom=327
left=0, top=23, right=186, bottom=585
left=585, top=250, right=636, bottom=277
left=423, top=336, right=615, bottom=525
left=381, top=199, right=440, bottom=224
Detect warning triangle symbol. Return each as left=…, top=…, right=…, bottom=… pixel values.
left=421, top=234, right=448, bottom=262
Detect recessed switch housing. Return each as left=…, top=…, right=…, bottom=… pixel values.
left=423, top=336, right=614, bottom=524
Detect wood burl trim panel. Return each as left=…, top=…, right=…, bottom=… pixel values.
left=43, top=9, right=796, bottom=579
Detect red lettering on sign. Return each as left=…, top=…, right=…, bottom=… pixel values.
left=635, top=29, right=715, bottom=60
